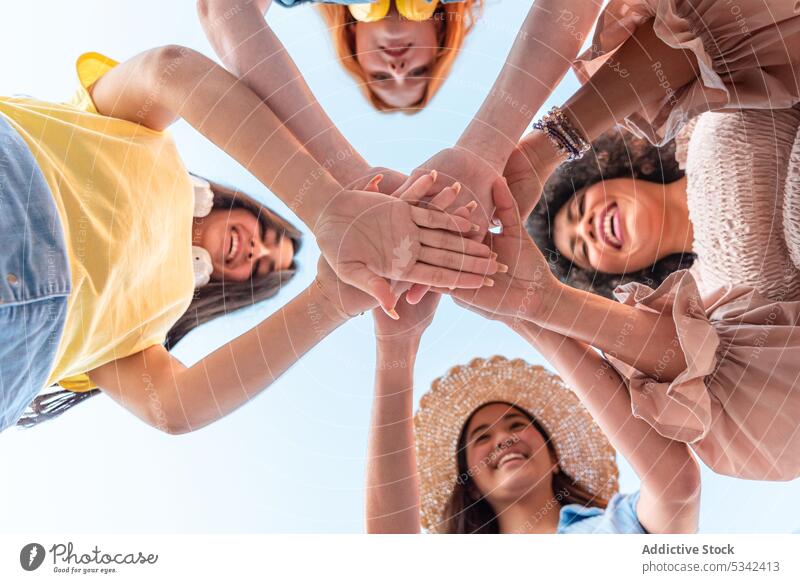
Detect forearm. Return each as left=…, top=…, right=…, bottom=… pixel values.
left=147, top=46, right=340, bottom=227
left=563, top=18, right=699, bottom=141
left=365, top=338, right=421, bottom=534
left=172, top=284, right=348, bottom=433
left=198, top=0, right=371, bottom=186
left=513, top=321, right=700, bottom=533
left=458, top=0, right=603, bottom=170
left=532, top=282, right=686, bottom=383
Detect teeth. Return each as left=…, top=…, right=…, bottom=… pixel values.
left=603, top=208, right=622, bottom=248
left=497, top=452, right=526, bottom=468
left=228, top=229, right=239, bottom=262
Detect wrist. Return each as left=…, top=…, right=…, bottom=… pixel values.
left=296, top=171, right=343, bottom=230
left=456, top=134, right=510, bottom=173
left=376, top=334, right=421, bottom=355
left=521, top=131, right=564, bottom=174
left=307, top=280, right=352, bottom=327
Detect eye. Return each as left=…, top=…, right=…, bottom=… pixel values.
left=475, top=434, right=489, bottom=444
left=578, top=192, right=586, bottom=217
left=371, top=72, right=391, bottom=81
left=409, top=66, right=429, bottom=77
left=582, top=241, right=590, bottom=265
left=510, top=421, right=526, bottom=430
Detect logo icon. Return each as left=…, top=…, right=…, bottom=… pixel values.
left=20, top=543, right=46, bottom=571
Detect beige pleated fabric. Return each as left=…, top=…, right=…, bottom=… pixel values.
left=608, top=109, right=800, bottom=481
left=574, top=0, right=800, bottom=145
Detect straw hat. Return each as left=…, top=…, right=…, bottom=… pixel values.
left=414, top=356, right=619, bottom=533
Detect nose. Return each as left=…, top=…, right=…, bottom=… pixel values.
left=248, top=236, right=272, bottom=263
left=389, top=59, right=406, bottom=76
left=576, top=210, right=594, bottom=243
left=494, top=432, right=516, bottom=451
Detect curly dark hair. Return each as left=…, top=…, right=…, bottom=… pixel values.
left=526, top=127, right=694, bottom=299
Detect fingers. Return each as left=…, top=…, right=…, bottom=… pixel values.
left=398, top=170, right=438, bottom=203
left=492, top=177, right=522, bottom=230
left=404, top=264, right=494, bottom=289
left=418, top=229, right=492, bottom=257
left=336, top=262, right=399, bottom=319
left=424, top=182, right=461, bottom=211
left=406, top=284, right=430, bottom=305
left=417, top=247, right=500, bottom=276
left=411, top=206, right=478, bottom=234
left=364, top=174, right=383, bottom=192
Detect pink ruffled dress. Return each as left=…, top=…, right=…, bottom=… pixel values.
left=609, top=107, right=800, bottom=481
left=574, top=0, right=800, bottom=145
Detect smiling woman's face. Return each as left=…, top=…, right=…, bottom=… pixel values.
left=192, top=208, right=295, bottom=282
left=353, top=12, right=439, bottom=108
left=553, top=178, right=669, bottom=274
left=464, top=403, right=556, bottom=506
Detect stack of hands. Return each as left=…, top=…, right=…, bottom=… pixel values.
left=314, top=133, right=563, bottom=341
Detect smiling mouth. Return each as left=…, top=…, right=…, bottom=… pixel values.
left=382, top=45, right=411, bottom=58
left=495, top=451, right=529, bottom=469
left=226, top=226, right=241, bottom=264
left=598, top=203, right=624, bottom=249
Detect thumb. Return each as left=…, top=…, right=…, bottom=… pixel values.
left=492, top=177, right=522, bottom=231
left=337, top=263, right=399, bottom=319
left=365, top=174, right=384, bottom=193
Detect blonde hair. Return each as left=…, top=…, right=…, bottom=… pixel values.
left=317, top=1, right=482, bottom=112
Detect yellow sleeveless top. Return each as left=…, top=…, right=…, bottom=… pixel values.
left=0, top=52, right=195, bottom=392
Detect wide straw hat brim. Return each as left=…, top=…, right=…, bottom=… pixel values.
left=414, top=356, right=619, bottom=533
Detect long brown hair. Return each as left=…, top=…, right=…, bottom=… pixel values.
left=18, top=179, right=303, bottom=428
left=317, top=1, right=482, bottom=112
left=442, top=402, right=606, bottom=534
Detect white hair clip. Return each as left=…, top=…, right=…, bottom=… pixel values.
left=192, top=245, right=214, bottom=288
left=191, top=174, right=214, bottom=218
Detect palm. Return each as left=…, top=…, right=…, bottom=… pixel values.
left=315, top=190, right=420, bottom=284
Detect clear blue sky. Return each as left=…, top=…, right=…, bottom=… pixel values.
left=0, top=0, right=797, bottom=534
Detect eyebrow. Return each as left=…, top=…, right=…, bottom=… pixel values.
left=468, top=413, right=528, bottom=440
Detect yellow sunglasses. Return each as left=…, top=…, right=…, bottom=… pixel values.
left=349, top=0, right=440, bottom=23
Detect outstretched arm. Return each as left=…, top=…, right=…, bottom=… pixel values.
left=512, top=320, right=701, bottom=534
left=365, top=290, right=441, bottom=534
left=365, top=335, right=422, bottom=534
left=88, top=44, right=339, bottom=227
left=197, top=0, right=389, bottom=189
left=89, top=259, right=377, bottom=434
left=458, top=0, right=604, bottom=172
left=89, top=279, right=359, bottom=434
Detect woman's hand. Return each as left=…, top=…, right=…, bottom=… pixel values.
left=315, top=256, right=378, bottom=320
left=373, top=291, right=441, bottom=344
left=441, top=177, right=559, bottom=322
left=314, top=172, right=498, bottom=318
left=399, top=148, right=502, bottom=232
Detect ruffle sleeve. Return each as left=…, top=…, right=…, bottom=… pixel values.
left=610, top=270, right=800, bottom=480
left=609, top=270, right=719, bottom=444
left=574, top=0, right=800, bottom=144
